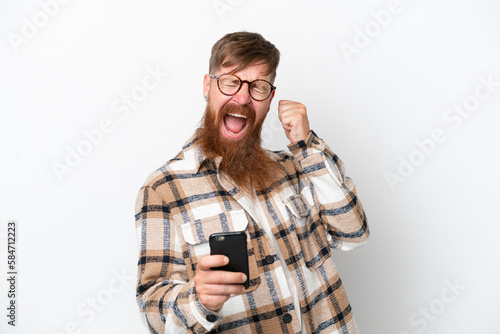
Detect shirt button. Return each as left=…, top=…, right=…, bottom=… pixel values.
left=283, top=313, right=293, bottom=323
left=265, top=255, right=274, bottom=264
left=206, top=314, right=217, bottom=322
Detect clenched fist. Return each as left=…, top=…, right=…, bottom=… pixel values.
left=278, top=100, right=310, bottom=144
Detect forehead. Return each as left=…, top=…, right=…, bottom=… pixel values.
left=218, top=62, right=271, bottom=80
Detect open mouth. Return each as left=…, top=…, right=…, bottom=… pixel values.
left=223, top=113, right=249, bottom=137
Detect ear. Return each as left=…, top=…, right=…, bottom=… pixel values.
left=268, top=89, right=276, bottom=103
left=203, top=74, right=211, bottom=97
left=264, top=89, right=276, bottom=115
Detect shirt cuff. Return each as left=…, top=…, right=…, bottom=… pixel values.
left=287, top=130, right=346, bottom=186
left=287, top=130, right=326, bottom=162
left=189, top=282, right=223, bottom=331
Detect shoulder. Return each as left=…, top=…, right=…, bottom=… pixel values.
left=138, top=149, right=189, bottom=200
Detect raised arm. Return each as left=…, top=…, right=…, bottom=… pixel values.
left=288, top=130, right=370, bottom=251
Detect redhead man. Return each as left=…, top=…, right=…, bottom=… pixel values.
left=135, top=31, right=369, bottom=334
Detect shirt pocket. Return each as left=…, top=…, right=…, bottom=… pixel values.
left=180, top=210, right=261, bottom=292
left=283, top=194, right=331, bottom=270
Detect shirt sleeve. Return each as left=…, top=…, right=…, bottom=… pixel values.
left=287, top=130, right=370, bottom=251
left=135, top=184, right=223, bottom=333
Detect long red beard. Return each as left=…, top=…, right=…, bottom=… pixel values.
left=196, top=102, right=283, bottom=193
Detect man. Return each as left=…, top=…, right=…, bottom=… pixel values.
left=135, top=32, right=369, bottom=333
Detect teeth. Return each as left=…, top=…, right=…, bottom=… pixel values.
left=227, top=113, right=247, bottom=119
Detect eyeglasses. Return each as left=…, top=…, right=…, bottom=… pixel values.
left=209, top=73, right=276, bottom=101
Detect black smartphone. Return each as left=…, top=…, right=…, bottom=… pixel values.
left=209, top=231, right=250, bottom=289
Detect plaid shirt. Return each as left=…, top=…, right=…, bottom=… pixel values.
left=135, top=130, right=369, bottom=334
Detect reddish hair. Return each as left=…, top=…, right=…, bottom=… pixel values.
left=209, top=32, right=280, bottom=83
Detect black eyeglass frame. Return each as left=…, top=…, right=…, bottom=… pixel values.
left=209, top=73, right=276, bottom=101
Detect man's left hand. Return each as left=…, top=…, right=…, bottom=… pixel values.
left=278, top=100, right=310, bottom=144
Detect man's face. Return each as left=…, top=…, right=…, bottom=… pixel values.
left=203, top=62, right=275, bottom=141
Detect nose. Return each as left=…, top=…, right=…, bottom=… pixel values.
left=232, top=82, right=252, bottom=105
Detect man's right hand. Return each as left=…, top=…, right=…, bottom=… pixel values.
left=194, top=255, right=247, bottom=312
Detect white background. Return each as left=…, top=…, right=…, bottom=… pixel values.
left=1, top=0, right=499, bottom=333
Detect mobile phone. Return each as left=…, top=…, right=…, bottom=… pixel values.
left=209, top=231, right=250, bottom=289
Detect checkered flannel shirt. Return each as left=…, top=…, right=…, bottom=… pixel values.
left=135, top=130, right=369, bottom=333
